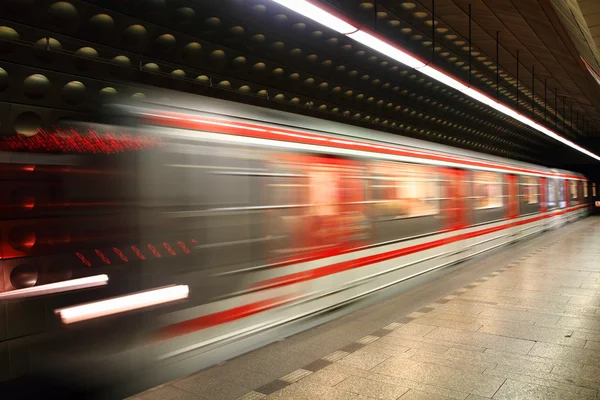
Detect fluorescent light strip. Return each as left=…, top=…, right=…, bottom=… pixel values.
left=347, top=30, right=426, bottom=69
left=56, top=284, right=189, bottom=324
left=271, top=0, right=357, bottom=34
left=0, top=275, right=109, bottom=301
left=271, top=0, right=600, bottom=162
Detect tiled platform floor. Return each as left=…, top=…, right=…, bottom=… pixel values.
left=133, top=217, right=600, bottom=400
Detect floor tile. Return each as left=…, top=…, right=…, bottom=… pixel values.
left=492, top=378, right=595, bottom=400
left=337, top=350, right=392, bottom=370
left=336, top=375, right=409, bottom=399
left=371, top=357, right=505, bottom=398
left=425, top=327, right=536, bottom=354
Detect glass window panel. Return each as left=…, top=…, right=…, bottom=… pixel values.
left=473, top=172, right=503, bottom=210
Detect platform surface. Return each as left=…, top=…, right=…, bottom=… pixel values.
left=132, top=217, right=600, bottom=400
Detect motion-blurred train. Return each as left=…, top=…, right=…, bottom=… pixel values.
left=0, top=91, right=592, bottom=398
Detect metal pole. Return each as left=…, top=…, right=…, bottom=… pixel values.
left=544, top=79, right=547, bottom=121
left=562, top=97, right=565, bottom=132
left=496, top=32, right=499, bottom=99
left=516, top=51, right=519, bottom=110
left=570, top=103, right=573, bottom=129
left=532, top=66, right=535, bottom=118
left=468, top=4, right=472, bottom=84
left=554, top=89, right=557, bottom=128
left=432, top=0, right=435, bottom=63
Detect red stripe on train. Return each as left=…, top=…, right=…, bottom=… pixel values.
left=143, top=112, right=584, bottom=180
left=253, top=206, right=587, bottom=291
left=154, top=296, right=292, bottom=342
left=154, top=205, right=588, bottom=341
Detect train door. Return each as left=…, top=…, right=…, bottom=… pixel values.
left=442, top=168, right=468, bottom=231
left=440, top=168, right=468, bottom=265
left=266, top=154, right=368, bottom=264
left=506, top=174, right=519, bottom=241
left=540, top=177, right=548, bottom=231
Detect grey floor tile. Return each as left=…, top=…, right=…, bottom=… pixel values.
left=264, top=380, right=359, bottom=400
left=491, top=379, right=595, bottom=400
left=371, top=357, right=505, bottom=398
left=336, top=375, right=409, bottom=399
left=425, top=326, right=536, bottom=354
left=551, top=363, right=600, bottom=384
left=584, top=340, right=600, bottom=350
left=484, top=363, right=599, bottom=394
left=337, top=350, right=392, bottom=370
left=390, top=322, right=437, bottom=337
left=300, top=368, right=350, bottom=387
left=528, top=342, right=600, bottom=366
left=375, top=334, right=450, bottom=354
left=173, top=376, right=250, bottom=400
left=446, top=348, right=554, bottom=372
left=407, top=350, right=493, bottom=373
left=478, top=321, right=586, bottom=347
left=557, top=315, right=600, bottom=330
left=412, top=317, right=483, bottom=331
left=139, top=385, right=202, bottom=400
left=477, top=307, right=561, bottom=325
left=399, top=389, right=459, bottom=400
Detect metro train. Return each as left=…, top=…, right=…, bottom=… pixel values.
left=0, top=91, right=592, bottom=398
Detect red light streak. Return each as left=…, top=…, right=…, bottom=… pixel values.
left=2, top=127, right=163, bottom=155
left=75, top=239, right=197, bottom=266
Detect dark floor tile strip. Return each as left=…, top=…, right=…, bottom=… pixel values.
left=397, top=316, right=416, bottom=324
left=303, top=359, right=332, bottom=372
left=340, top=342, right=366, bottom=353
left=370, top=329, right=391, bottom=338
left=255, top=379, right=290, bottom=395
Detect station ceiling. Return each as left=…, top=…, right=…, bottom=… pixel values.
left=1, top=0, right=600, bottom=167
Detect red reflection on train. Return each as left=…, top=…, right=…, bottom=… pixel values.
left=2, top=127, right=163, bottom=154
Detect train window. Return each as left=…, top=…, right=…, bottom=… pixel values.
left=594, top=183, right=597, bottom=197
left=473, top=172, right=503, bottom=210
left=370, top=162, right=440, bottom=219
left=547, top=179, right=557, bottom=209
left=584, top=183, right=589, bottom=198
left=521, top=176, right=539, bottom=205
left=558, top=180, right=566, bottom=208
left=570, top=180, right=578, bottom=200
left=266, top=154, right=368, bottom=261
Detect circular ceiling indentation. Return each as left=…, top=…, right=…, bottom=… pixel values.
left=123, top=24, right=147, bottom=46
left=175, top=7, right=195, bottom=24
left=75, top=47, right=98, bottom=58
left=35, top=37, right=61, bottom=50
left=15, top=111, right=42, bottom=136
left=155, top=33, right=176, bottom=50
left=24, top=74, right=50, bottom=100
left=0, top=67, right=8, bottom=92
left=100, top=87, right=117, bottom=97
left=204, top=17, right=221, bottom=28
left=0, top=26, right=19, bottom=40
left=112, top=55, right=131, bottom=65
left=142, top=63, right=160, bottom=72
left=10, top=264, right=38, bottom=289
left=62, top=80, right=86, bottom=104
left=183, top=42, right=202, bottom=60
left=89, top=14, right=114, bottom=31
left=171, top=69, right=185, bottom=77
left=48, top=1, right=78, bottom=28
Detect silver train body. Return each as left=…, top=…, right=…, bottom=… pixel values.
left=0, top=91, right=592, bottom=398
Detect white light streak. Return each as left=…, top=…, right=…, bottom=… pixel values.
left=56, top=284, right=189, bottom=324
left=0, top=275, right=109, bottom=301
left=271, top=0, right=357, bottom=34
left=347, top=30, right=426, bottom=69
